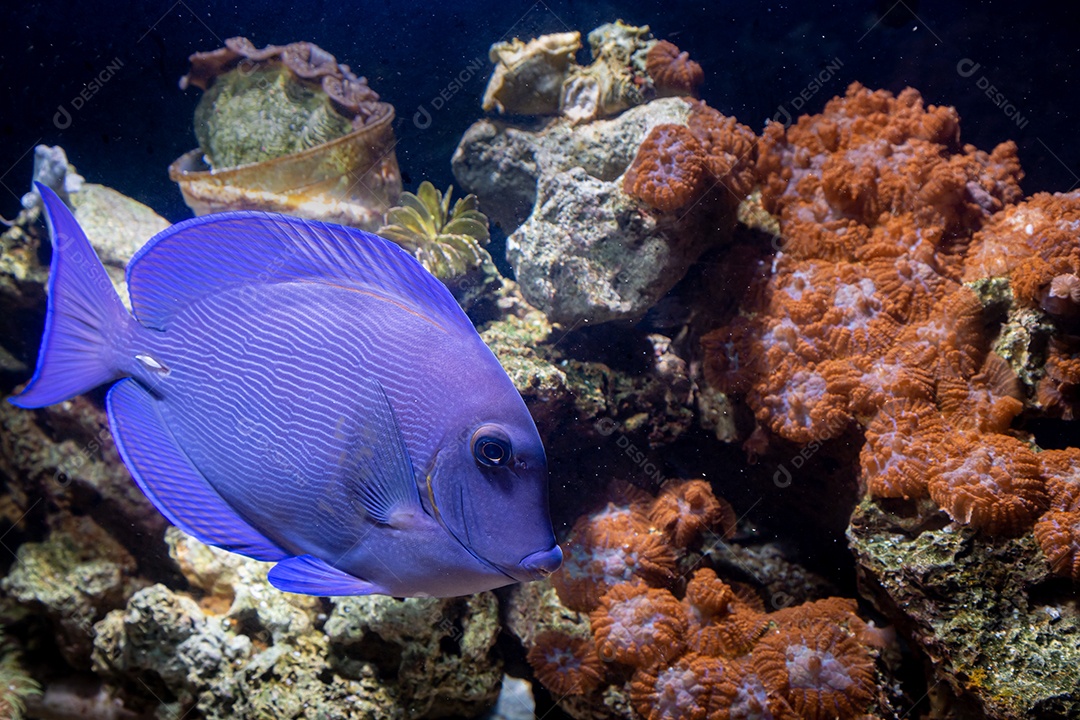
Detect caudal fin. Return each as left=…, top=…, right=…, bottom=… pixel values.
left=9, top=184, right=133, bottom=408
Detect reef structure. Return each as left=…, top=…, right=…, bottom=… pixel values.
left=513, top=479, right=898, bottom=720
left=457, top=23, right=755, bottom=326
left=698, top=82, right=1080, bottom=718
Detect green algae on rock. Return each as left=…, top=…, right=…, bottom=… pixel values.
left=193, top=63, right=355, bottom=170
left=850, top=497, right=1080, bottom=719
left=2, top=515, right=145, bottom=668
left=89, top=530, right=504, bottom=719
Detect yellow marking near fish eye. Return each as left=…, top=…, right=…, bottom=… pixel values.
left=302, top=279, right=452, bottom=335
left=426, top=472, right=445, bottom=526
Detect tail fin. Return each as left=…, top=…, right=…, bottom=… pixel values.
left=9, top=183, right=133, bottom=408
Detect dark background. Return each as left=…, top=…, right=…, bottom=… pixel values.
left=2, top=0, right=1078, bottom=222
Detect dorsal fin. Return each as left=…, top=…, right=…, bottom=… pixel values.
left=126, top=211, right=474, bottom=335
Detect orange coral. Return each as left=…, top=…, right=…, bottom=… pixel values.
left=701, top=317, right=760, bottom=395
left=753, top=360, right=852, bottom=444
left=692, top=607, right=771, bottom=659
left=964, top=192, right=1080, bottom=312
left=551, top=501, right=677, bottom=612
left=623, top=124, right=706, bottom=212
left=649, top=479, right=736, bottom=547
left=752, top=618, right=875, bottom=720
left=926, top=432, right=1048, bottom=535
left=1041, top=447, right=1080, bottom=512
left=686, top=101, right=758, bottom=200
left=591, top=583, right=689, bottom=667
left=758, top=83, right=1022, bottom=243
left=711, top=660, right=801, bottom=720
left=527, top=630, right=604, bottom=696
left=1034, top=511, right=1080, bottom=582
left=821, top=354, right=933, bottom=422
left=1038, top=335, right=1080, bottom=419
left=646, top=40, right=704, bottom=98
left=630, top=652, right=728, bottom=720
left=684, top=567, right=737, bottom=620
left=683, top=568, right=769, bottom=658
left=937, top=353, right=1024, bottom=433
left=860, top=397, right=944, bottom=499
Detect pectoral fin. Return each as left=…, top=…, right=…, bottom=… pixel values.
left=268, top=554, right=385, bottom=596
left=343, top=377, right=424, bottom=526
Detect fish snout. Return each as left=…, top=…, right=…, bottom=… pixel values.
left=516, top=545, right=564, bottom=580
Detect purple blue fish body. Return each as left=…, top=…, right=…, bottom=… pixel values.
left=11, top=184, right=562, bottom=597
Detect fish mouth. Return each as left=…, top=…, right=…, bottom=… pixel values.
left=511, top=544, right=563, bottom=582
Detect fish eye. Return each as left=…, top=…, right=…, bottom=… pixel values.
left=471, top=426, right=512, bottom=468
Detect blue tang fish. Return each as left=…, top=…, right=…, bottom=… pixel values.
left=11, top=184, right=562, bottom=597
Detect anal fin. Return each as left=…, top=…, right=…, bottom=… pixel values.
left=268, top=554, right=383, bottom=596
left=107, top=378, right=286, bottom=562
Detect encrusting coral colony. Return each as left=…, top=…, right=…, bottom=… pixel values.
left=2, top=17, right=1080, bottom=720
left=532, top=479, right=887, bottom=720
left=490, top=22, right=1080, bottom=720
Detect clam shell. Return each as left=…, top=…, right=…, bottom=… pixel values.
left=169, top=103, right=401, bottom=231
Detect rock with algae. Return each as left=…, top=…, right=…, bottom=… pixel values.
left=482, top=31, right=582, bottom=116
left=454, top=95, right=691, bottom=232
left=1, top=515, right=145, bottom=668
left=454, top=97, right=729, bottom=325
left=325, top=591, right=503, bottom=718
left=91, top=530, right=503, bottom=719
left=479, top=308, right=695, bottom=453
left=849, top=497, right=1080, bottom=719
left=481, top=21, right=657, bottom=124
left=560, top=21, right=654, bottom=124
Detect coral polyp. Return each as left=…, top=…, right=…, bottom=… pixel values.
left=526, top=630, right=605, bottom=696
left=377, top=181, right=492, bottom=280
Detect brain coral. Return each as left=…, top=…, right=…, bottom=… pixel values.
left=936, top=353, right=1024, bottom=433
left=1042, top=448, right=1080, bottom=512
left=684, top=567, right=737, bottom=621
left=686, top=101, right=758, bottom=200
left=1039, top=335, right=1080, bottom=419
left=859, top=397, right=944, bottom=500
left=649, top=479, right=737, bottom=547
left=712, top=661, right=801, bottom=720
left=1034, top=511, right=1080, bottom=582
left=751, top=618, right=874, bottom=720
left=926, top=432, right=1049, bottom=535
left=757, top=82, right=1022, bottom=242
left=551, top=501, right=677, bottom=612
left=623, top=124, right=707, bottom=213
left=646, top=40, right=704, bottom=98
left=590, top=583, right=689, bottom=667
left=630, top=652, right=727, bottom=720
left=526, top=630, right=604, bottom=696
left=963, top=191, right=1080, bottom=315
